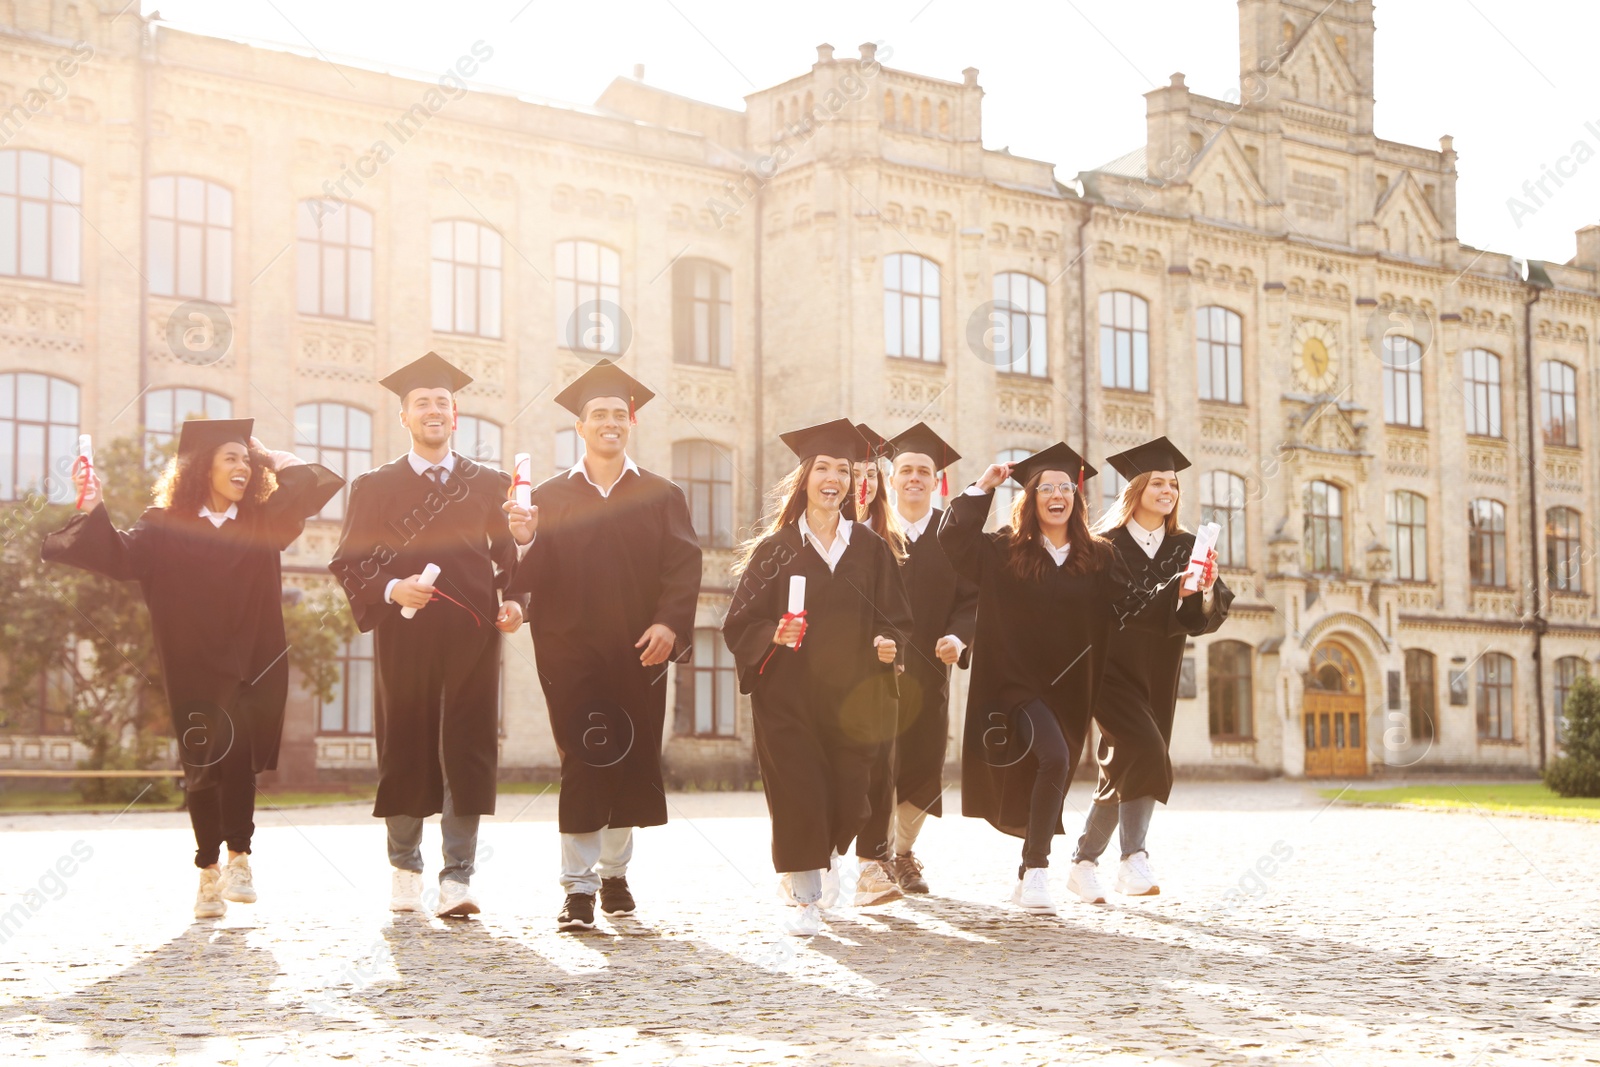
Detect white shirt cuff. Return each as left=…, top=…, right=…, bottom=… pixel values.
left=384, top=578, right=400, bottom=605
left=516, top=537, right=533, bottom=560
left=943, top=635, right=966, bottom=656
left=963, top=484, right=987, bottom=497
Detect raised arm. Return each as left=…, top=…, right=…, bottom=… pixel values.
left=937, top=486, right=1000, bottom=584
left=260, top=460, right=345, bottom=550
left=40, top=504, right=156, bottom=583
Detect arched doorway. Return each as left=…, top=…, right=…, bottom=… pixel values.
left=1303, top=641, right=1368, bottom=777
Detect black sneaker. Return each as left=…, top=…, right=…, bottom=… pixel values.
left=893, top=853, right=930, bottom=895
left=599, top=876, right=636, bottom=917
left=557, top=892, right=596, bottom=931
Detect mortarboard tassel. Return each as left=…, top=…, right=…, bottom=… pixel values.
left=858, top=472, right=868, bottom=509
left=628, top=393, right=637, bottom=424
left=451, top=402, right=459, bottom=432
left=1076, top=461, right=1084, bottom=499
left=939, top=469, right=949, bottom=498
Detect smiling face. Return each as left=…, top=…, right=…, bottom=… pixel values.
left=1032, top=469, right=1075, bottom=533
left=806, top=454, right=852, bottom=513
left=892, top=452, right=935, bottom=510
left=399, top=387, right=454, bottom=450
left=1138, top=470, right=1180, bottom=519
left=209, top=441, right=253, bottom=504
left=577, top=395, right=630, bottom=460
left=852, top=461, right=880, bottom=510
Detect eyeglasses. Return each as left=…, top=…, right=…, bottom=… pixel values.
left=1035, top=483, right=1076, bottom=497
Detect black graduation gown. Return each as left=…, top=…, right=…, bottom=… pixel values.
left=892, top=509, right=978, bottom=816
left=40, top=465, right=344, bottom=790
left=1091, top=526, right=1234, bottom=804
left=723, top=522, right=913, bottom=873
left=936, top=489, right=1186, bottom=840
left=503, top=466, right=702, bottom=835
left=328, top=454, right=520, bottom=819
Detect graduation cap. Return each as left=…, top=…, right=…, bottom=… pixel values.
left=1103, top=435, right=1192, bottom=480
left=553, top=359, right=655, bottom=423
left=379, top=351, right=474, bottom=399
left=855, top=423, right=893, bottom=461
left=779, top=419, right=870, bottom=464
left=177, top=417, right=253, bottom=459
left=1009, top=441, right=1096, bottom=497
left=888, top=422, right=961, bottom=497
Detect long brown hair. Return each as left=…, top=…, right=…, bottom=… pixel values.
left=733, top=456, right=860, bottom=576
left=855, top=458, right=908, bottom=562
left=1005, top=470, right=1112, bottom=582
left=152, top=443, right=278, bottom=516
left=1092, top=469, right=1185, bottom=538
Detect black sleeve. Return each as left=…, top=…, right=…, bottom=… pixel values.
left=329, top=474, right=404, bottom=633
left=936, top=489, right=999, bottom=584
left=722, top=538, right=790, bottom=695
left=40, top=504, right=156, bottom=582
left=261, top=463, right=345, bottom=550
left=1176, top=573, right=1234, bottom=635
left=1103, top=546, right=1186, bottom=633
left=872, top=537, right=914, bottom=671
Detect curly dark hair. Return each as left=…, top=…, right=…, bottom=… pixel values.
left=1005, top=469, right=1113, bottom=582
left=151, top=443, right=278, bottom=515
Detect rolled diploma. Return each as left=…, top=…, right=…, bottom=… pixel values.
left=78, top=434, right=93, bottom=465
left=401, top=563, right=441, bottom=619
left=513, top=452, right=531, bottom=509
left=1183, top=522, right=1221, bottom=591
left=786, top=575, right=806, bottom=646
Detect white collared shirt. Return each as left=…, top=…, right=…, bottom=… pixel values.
left=567, top=454, right=639, bottom=499
left=1124, top=518, right=1166, bottom=559
left=1039, top=535, right=1070, bottom=567
left=898, top=506, right=935, bottom=543
left=198, top=502, right=238, bottom=528
left=405, top=449, right=457, bottom=484
left=799, top=512, right=852, bottom=573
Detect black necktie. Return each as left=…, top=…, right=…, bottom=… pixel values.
left=426, top=465, right=444, bottom=485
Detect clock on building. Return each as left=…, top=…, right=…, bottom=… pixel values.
left=1290, top=320, right=1341, bottom=393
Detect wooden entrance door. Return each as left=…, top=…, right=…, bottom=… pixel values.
left=1302, top=642, right=1368, bottom=778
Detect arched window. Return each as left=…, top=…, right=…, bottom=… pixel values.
left=453, top=414, right=502, bottom=465
left=672, top=439, right=734, bottom=548
left=555, top=239, right=621, bottom=353
left=1195, top=306, right=1242, bottom=404
left=1303, top=480, right=1344, bottom=574
left=1553, top=655, right=1588, bottom=743
left=297, top=199, right=373, bottom=321
left=554, top=426, right=585, bottom=474
left=0, top=371, right=79, bottom=503
left=882, top=90, right=895, bottom=125
left=143, top=387, right=232, bottom=454
left=1207, top=640, right=1253, bottom=738
left=1199, top=470, right=1246, bottom=567
left=673, top=258, right=732, bottom=367
left=319, top=632, right=374, bottom=735
left=920, top=97, right=931, bottom=131
left=1468, top=498, right=1507, bottom=587
left=0, top=150, right=81, bottom=283
left=432, top=220, right=502, bottom=338
left=884, top=253, right=941, bottom=362
left=148, top=175, right=232, bottom=303
left=775, top=100, right=786, bottom=129
left=802, top=92, right=814, bottom=128
left=1404, top=648, right=1436, bottom=741
left=1462, top=348, right=1502, bottom=437
left=900, top=93, right=913, bottom=126
left=1546, top=506, right=1583, bottom=593
left=1475, top=652, right=1514, bottom=741
left=992, top=447, right=1031, bottom=530
left=1382, top=335, right=1424, bottom=427
left=1540, top=360, right=1578, bottom=446
left=293, top=401, right=372, bottom=521
left=937, top=100, right=950, bottom=135
left=1386, top=490, right=1427, bottom=582
left=1099, top=291, right=1149, bottom=392
left=992, top=272, right=1047, bottom=377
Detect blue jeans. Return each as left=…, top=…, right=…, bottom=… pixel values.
left=1070, top=796, right=1155, bottom=864
left=560, top=826, right=633, bottom=896
left=386, top=772, right=479, bottom=885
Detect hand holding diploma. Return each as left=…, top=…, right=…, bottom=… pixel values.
left=501, top=499, right=539, bottom=544
left=396, top=563, right=439, bottom=617
left=71, top=435, right=100, bottom=511
left=771, top=576, right=807, bottom=647
left=1183, top=522, right=1221, bottom=593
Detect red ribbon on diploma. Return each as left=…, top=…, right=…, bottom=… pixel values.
left=426, top=588, right=483, bottom=627
left=71, top=454, right=93, bottom=510
left=758, top=610, right=808, bottom=674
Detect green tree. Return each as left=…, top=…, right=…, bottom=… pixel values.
left=0, top=435, right=354, bottom=802
left=1545, top=673, right=1600, bottom=798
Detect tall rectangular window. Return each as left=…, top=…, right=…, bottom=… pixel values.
left=1475, top=653, right=1514, bottom=741
left=1546, top=507, right=1583, bottom=593
left=297, top=200, right=373, bottom=321
left=1382, top=336, right=1424, bottom=427
left=0, top=372, right=79, bottom=503
left=1540, top=360, right=1578, bottom=447
left=294, top=402, right=372, bottom=521
left=884, top=253, right=941, bottom=361
left=1468, top=498, right=1507, bottom=588
left=1099, top=290, right=1149, bottom=392
left=1303, top=480, right=1344, bottom=574
left=319, top=632, right=374, bottom=734
left=1462, top=348, right=1502, bottom=437
left=673, top=259, right=732, bottom=367
left=681, top=628, right=737, bottom=737
left=0, top=150, right=81, bottom=283
left=1195, top=306, right=1242, bottom=403
left=1199, top=470, right=1247, bottom=567
left=555, top=239, right=621, bottom=353
left=432, top=220, right=502, bottom=338
left=1404, top=648, right=1436, bottom=741
left=993, top=272, right=1048, bottom=377
left=1207, top=641, right=1253, bottom=738
left=148, top=175, right=232, bottom=303
left=1386, top=490, right=1427, bottom=582
left=672, top=440, right=734, bottom=548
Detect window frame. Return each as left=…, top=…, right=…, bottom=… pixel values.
left=1381, top=335, right=1424, bottom=428
left=1468, top=498, right=1508, bottom=588
left=0, top=149, right=82, bottom=284
left=555, top=238, right=621, bottom=354
left=293, top=401, right=374, bottom=521
left=883, top=252, right=943, bottom=363
left=1098, top=290, right=1150, bottom=393
left=1195, top=305, right=1243, bottom=404
left=1207, top=639, right=1254, bottom=740
left=1199, top=470, right=1247, bottom=568
left=148, top=173, right=233, bottom=304
left=318, top=631, right=374, bottom=736
left=1540, top=359, right=1579, bottom=447
left=0, top=370, right=80, bottom=504
left=1461, top=348, right=1503, bottom=438
left=682, top=627, right=738, bottom=737
left=992, top=447, right=1031, bottom=531
left=142, top=387, right=232, bottom=458
left=993, top=271, right=1049, bottom=378
left=672, top=258, right=733, bottom=368
left=296, top=199, right=374, bottom=322
left=1404, top=648, right=1437, bottom=742
left=1553, top=655, right=1588, bottom=744
left=453, top=414, right=502, bottom=466
left=1545, top=506, right=1583, bottom=594
left=1303, top=479, right=1345, bottom=575
left=431, top=219, right=504, bottom=339
left=671, top=439, right=735, bottom=549
left=1475, top=652, right=1515, bottom=742
left=1386, top=489, right=1428, bottom=583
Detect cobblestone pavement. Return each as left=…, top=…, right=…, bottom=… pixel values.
left=1, top=780, right=1597, bottom=1066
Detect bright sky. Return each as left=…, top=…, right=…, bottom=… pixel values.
left=141, top=0, right=1598, bottom=265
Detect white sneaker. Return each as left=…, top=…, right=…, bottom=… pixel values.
left=854, top=859, right=905, bottom=906
left=1066, top=860, right=1109, bottom=904
left=194, top=868, right=227, bottom=920
left=390, top=868, right=424, bottom=913
left=783, top=903, right=821, bottom=936
left=820, top=853, right=842, bottom=909
left=435, top=879, right=481, bottom=918
left=1011, top=867, right=1056, bottom=914
left=221, top=854, right=256, bottom=904
left=1116, top=851, right=1161, bottom=897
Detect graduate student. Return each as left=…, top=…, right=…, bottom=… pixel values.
left=854, top=423, right=977, bottom=896
left=1066, top=437, right=1231, bottom=904
left=43, top=419, right=342, bottom=919
left=852, top=424, right=907, bottom=559
left=501, top=361, right=702, bottom=933
left=329, top=353, right=525, bottom=920
left=723, top=420, right=913, bottom=936
left=937, top=443, right=1194, bottom=915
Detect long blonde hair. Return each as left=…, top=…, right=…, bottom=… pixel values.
left=733, top=456, right=860, bottom=576
left=1092, top=470, right=1186, bottom=538
left=855, top=458, right=908, bottom=562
